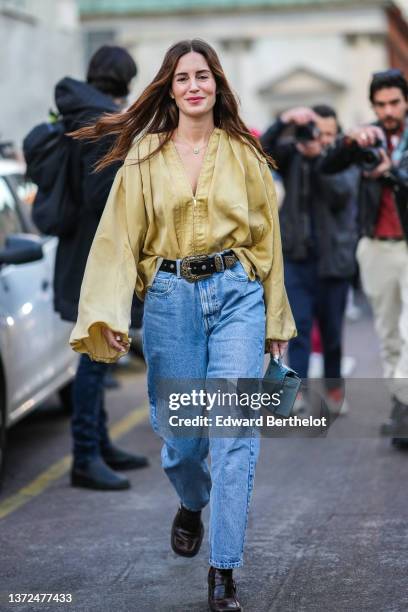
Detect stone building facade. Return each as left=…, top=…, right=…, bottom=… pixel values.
left=78, top=0, right=408, bottom=131
left=0, top=0, right=83, bottom=144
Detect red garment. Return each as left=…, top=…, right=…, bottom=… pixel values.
left=374, top=133, right=403, bottom=238
left=311, top=321, right=322, bottom=353
left=374, top=186, right=403, bottom=237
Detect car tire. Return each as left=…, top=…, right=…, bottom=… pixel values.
left=0, top=399, right=6, bottom=489
left=59, top=382, right=74, bottom=416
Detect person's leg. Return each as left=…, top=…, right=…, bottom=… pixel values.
left=388, top=244, right=408, bottom=446
left=392, top=243, right=408, bottom=397
left=357, top=238, right=401, bottom=378
left=72, top=354, right=108, bottom=466
left=71, top=355, right=130, bottom=489
left=357, top=239, right=406, bottom=439
left=98, top=394, right=149, bottom=470
left=284, top=259, right=315, bottom=379
left=98, top=393, right=110, bottom=451
left=103, top=364, right=121, bottom=390
left=205, top=265, right=265, bottom=570
left=142, top=271, right=211, bottom=512
left=317, top=278, right=349, bottom=387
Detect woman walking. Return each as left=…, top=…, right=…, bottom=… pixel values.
left=70, top=39, right=296, bottom=611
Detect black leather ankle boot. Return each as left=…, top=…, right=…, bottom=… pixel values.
left=208, top=566, right=241, bottom=611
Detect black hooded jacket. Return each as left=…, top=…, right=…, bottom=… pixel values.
left=52, top=77, right=120, bottom=322
left=261, top=119, right=359, bottom=279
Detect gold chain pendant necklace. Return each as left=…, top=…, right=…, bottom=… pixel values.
left=175, top=130, right=211, bottom=155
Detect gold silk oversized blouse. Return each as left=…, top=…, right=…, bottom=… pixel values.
left=70, top=128, right=296, bottom=363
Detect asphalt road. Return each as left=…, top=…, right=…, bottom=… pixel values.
left=0, top=301, right=407, bottom=612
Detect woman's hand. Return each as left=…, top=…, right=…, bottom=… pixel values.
left=101, top=326, right=130, bottom=353
left=265, top=339, right=288, bottom=360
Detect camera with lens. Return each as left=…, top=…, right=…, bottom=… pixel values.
left=294, top=121, right=320, bottom=143
left=354, top=139, right=384, bottom=172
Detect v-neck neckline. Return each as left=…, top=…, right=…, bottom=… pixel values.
left=169, top=128, right=220, bottom=199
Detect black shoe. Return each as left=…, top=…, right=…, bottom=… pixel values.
left=381, top=398, right=408, bottom=436
left=101, top=444, right=149, bottom=471
left=171, top=505, right=204, bottom=557
left=71, top=456, right=130, bottom=490
left=392, top=437, right=408, bottom=450
left=208, top=567, right=241, bottom=612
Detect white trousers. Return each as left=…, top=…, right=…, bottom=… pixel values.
left=357, top=237, right=408, bottom=403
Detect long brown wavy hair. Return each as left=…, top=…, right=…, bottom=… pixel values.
left=70, top=38, right=275, bottom=170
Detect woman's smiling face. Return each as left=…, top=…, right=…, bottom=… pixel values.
left=170, top=51, right=217, bottom=120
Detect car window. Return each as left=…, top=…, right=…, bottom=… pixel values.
left=0, top=177, right=24, bottom=248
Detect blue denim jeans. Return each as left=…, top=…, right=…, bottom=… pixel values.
left=71, top=354, right=112, bottom=466
left=284, top=257, right=349, bottom=387
left=143, top=260, right=266, bottom=568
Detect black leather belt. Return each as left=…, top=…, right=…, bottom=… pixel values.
left=376, top=237, right=404, bottom=242
left=159, top=250, right=238, bottom=282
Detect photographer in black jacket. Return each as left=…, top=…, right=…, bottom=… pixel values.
left=261, top=105, right=359, bottom=413
left=321, top=69, right=408, bottom=449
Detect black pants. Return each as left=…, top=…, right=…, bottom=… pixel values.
left=284, top=257, right=349, bottom=388
left=71, top=354, right=112, bottom=465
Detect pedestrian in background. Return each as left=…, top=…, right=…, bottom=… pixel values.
left=52, top=46, right=148, bottom=490
left=261, top=105, right=359, bottom=414
left=69, top=38, right=296, bottom=612
left=322, top=69, right=408, bottom=449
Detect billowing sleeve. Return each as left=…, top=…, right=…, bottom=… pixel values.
left=258, top=162, right=297, bottom=342
left=69, top=163, right=147, bottom=362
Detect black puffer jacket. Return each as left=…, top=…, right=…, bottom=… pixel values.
left=261, top=119, right=359, bottom=279
left=320, top=124, right=408, bottom=243
left=52, top=77, right=120, bottom=322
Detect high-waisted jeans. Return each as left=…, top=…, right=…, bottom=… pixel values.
left=142, top=259, right=266, bottom=568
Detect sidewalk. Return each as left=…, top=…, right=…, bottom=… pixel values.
left=0, top=305, right=407, bottom=611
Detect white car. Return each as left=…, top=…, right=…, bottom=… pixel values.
left=0, top=160, right=77, bottom=484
